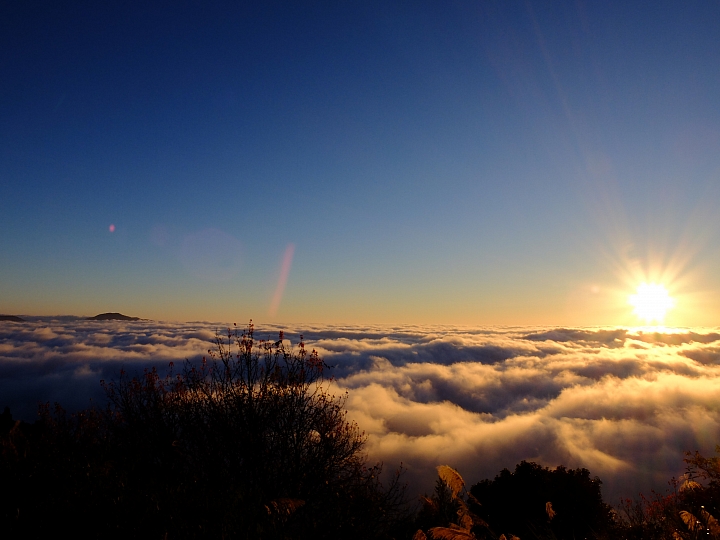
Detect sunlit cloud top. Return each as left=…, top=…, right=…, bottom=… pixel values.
left=3, top=319, right=720, bottom=503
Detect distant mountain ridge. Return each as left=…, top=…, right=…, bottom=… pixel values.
left=86, top=313, right=142, bottom=321
left=0, top=315, right=25, bottom=322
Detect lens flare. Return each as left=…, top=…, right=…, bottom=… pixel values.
left=628, top=283, right=674, bottom=324
left=269, top=243, right=295, bottom=317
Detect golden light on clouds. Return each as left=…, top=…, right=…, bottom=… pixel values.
left=628, top=282, right=675, bottom=324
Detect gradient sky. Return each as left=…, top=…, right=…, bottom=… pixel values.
left=2, top=1, right=720, bottom=325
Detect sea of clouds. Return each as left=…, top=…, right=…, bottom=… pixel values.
left=2, top=318, right=720, bottom=504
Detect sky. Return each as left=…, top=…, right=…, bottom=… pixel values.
left=4, top=318, right=720, bottom=502
left=2, top=1, right=720, bottom=325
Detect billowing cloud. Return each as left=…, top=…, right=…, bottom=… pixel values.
left=2, top=319, right=720, bottom=504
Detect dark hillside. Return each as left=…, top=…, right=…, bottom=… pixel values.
left=86, top=313, right=141, bottom=321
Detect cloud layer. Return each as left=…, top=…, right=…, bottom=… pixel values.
left=2, top=319, right=720, bottom=503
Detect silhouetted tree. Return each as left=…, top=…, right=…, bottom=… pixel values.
left=469, top=461, right=616, bottom=539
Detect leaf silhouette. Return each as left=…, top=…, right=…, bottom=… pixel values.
left=680, top=479, right=702, bottom=491
left=680, top=510, right=701, bottom=532
left=264, top=498, right=305, bottom=517
left=437, top=465, right=465, bottom=498
left=457, top=499, right=488, bottom=529
left=428, top=526, right=475, bottom=540
left=412, top=530, right=428, bottom=540
left=546, top=501, right=556, bottom=520
left=701, top=509, right=720, bottom=536
left=421, top=495, right=439, bottom=512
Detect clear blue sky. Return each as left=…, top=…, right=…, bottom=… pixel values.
left=2, top=1, right=720, bottom=325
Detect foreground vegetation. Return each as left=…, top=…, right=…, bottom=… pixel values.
left=0, top=323, right=408, bottom=539
left=2, top=323, right=720, bottom=539
left=412, top=457, right=720, bottom=539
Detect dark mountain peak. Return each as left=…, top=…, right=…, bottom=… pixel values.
left=0, top=315, right=25, bottom=322
left=87, top=312, right=141, bottom=321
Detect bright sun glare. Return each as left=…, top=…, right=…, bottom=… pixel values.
left=628, top=283, right=675, bottom=325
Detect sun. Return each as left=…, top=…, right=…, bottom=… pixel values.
left=628, top=283, right=674, bottom=324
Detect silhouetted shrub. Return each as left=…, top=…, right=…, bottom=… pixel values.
left=0, top=403, right=118, bottom=537
left=609, top=448, right=720, bottom=539
left=682, top=446, right=720, bottom=520
left=0, top=322, right=408, bottom=539
left=615, top=486, right=683, bottom=540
